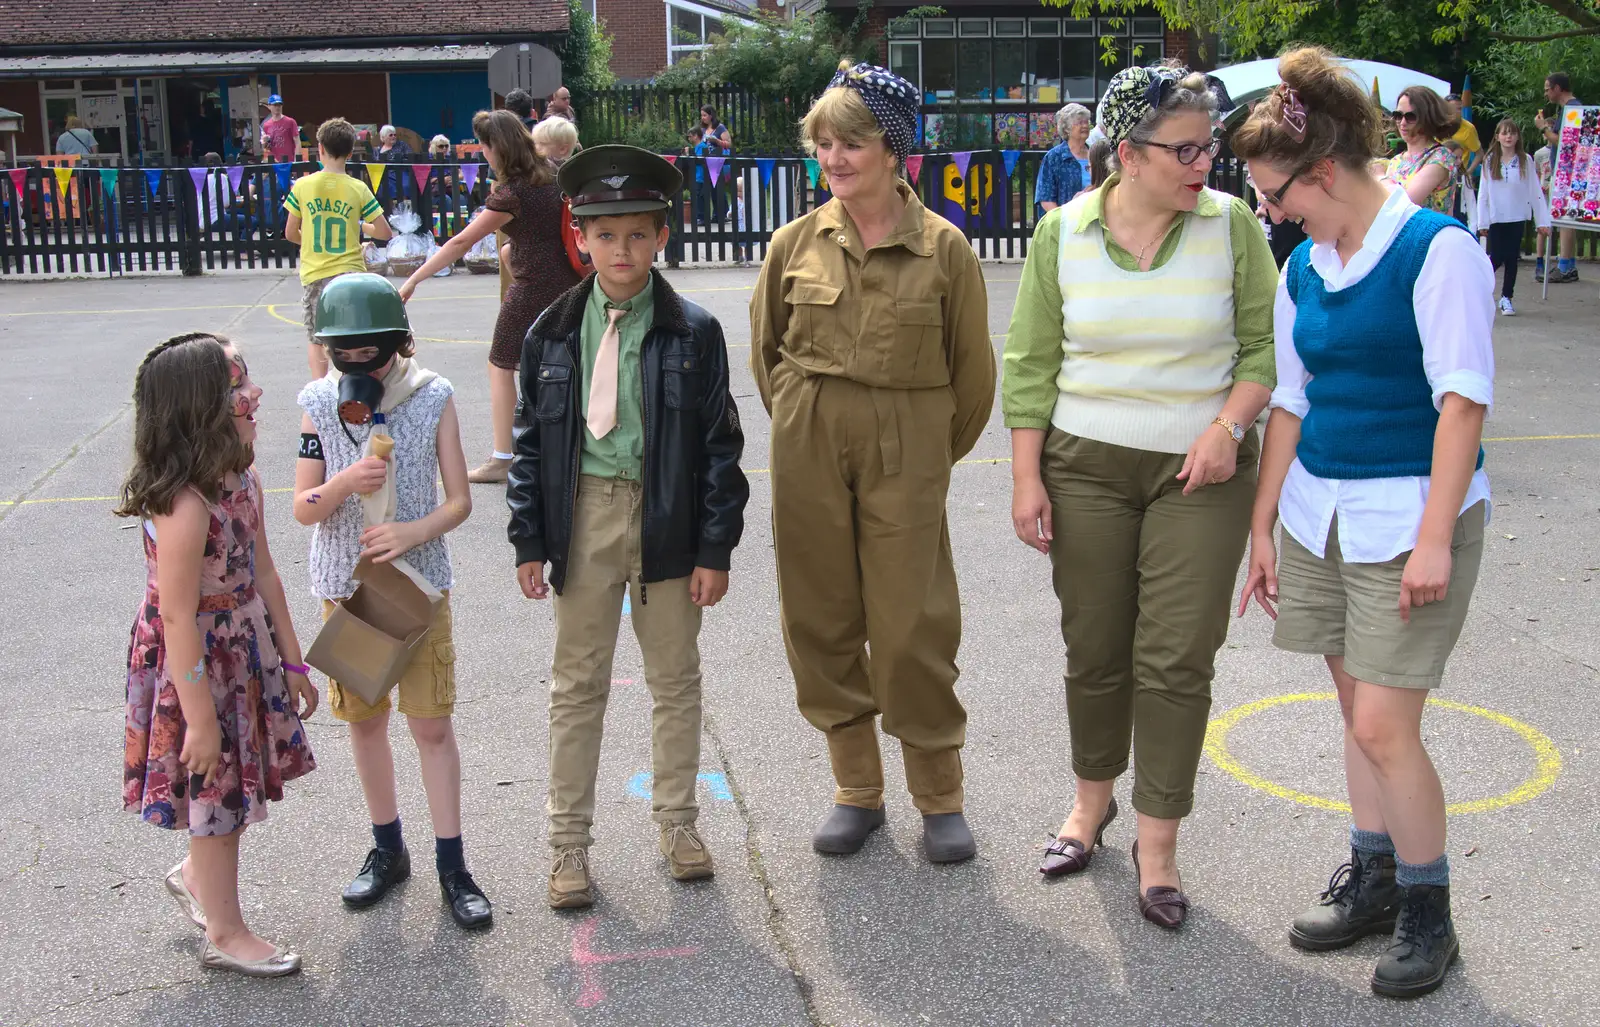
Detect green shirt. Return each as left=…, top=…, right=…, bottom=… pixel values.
left=579, top=275, right=653, bottom=479
left=1002, top=174, right=1278, bottom=430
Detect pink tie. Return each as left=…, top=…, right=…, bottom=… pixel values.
left=587, top=307, right=625, bottom=439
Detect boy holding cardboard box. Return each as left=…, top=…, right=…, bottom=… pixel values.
left=507, top=146, right=748, bottom=909
left=292, top=272, right=492, bottom=930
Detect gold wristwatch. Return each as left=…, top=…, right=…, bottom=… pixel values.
left=1213, top=416, right=1245, bottom=443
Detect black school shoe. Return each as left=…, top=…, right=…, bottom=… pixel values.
left=1372, top=884, right=1459, bottom=998
left=440, top=870, right=493, bottom=929
left=1289, top=849, right=1403, bottom=951
left=812, top=803, right=887, bottom=855
left=342, top=847, right=412, bottom=908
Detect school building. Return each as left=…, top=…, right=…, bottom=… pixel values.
left=0, top=0, right=569, bottom=162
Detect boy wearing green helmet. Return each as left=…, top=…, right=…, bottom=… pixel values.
left=291, top=273, right=491, bottom=930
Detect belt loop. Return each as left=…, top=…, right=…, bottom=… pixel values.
left=871, top=388, right=902, bottom=477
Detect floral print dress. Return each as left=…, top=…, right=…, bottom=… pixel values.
left=1389, top=144, right=1461, bottom=216
left=124, top=470, right=316, bottom=835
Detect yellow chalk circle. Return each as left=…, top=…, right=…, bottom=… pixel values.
left=1204, top=692, right=1561, bottom=814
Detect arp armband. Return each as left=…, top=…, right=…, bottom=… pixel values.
left=298, top=432, right=325, bottom=461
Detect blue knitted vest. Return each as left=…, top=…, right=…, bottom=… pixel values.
left=1286, top=209, right=1484, bottom=480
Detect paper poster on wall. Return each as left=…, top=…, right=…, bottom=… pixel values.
left=81, top=95, right=125, bottom=128
left=1548, top=104, right=1600, bottom=228
left=228, top=83, right=271, bottom=120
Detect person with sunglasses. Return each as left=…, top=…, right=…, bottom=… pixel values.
left=1233, top=47, right=1494, bottom=999
left=1004, top=63, right=1277, bottom=929
left=1383, top=87, right=1462, bottom=217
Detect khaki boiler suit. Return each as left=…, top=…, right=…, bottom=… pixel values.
left=751, top=184, right=995, bottom=814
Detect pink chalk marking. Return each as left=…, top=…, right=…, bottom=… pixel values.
left=571, top=915, right=701, bottom=1008
left=611, top=677, right=634, bottom=686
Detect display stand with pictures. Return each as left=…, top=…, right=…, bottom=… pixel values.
left=1542, top=103, right=1600, bottom=300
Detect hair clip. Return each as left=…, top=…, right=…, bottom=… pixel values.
left=1276, top=85, right=1308, bottom=142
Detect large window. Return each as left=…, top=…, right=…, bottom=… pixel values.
left=666, top=1, right=729, bottom=66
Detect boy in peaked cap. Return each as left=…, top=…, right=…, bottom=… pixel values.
left=506, top=145, right=749, bottom=909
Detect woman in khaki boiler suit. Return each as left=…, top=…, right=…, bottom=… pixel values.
left=751, top=61, right=995, bottom=863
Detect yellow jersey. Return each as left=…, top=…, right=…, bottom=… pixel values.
left=284, top=170, right=381, bottom=284
left=1451, top=120, right=1482, bottom=155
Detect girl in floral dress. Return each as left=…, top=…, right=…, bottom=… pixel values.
left=117, top=333, right=318, bottom=977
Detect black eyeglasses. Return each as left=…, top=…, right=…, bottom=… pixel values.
left=1390, top=110, right=1419, bottom=124
left=1144, top=138, right=1222, bottom=166
left=1254, top=166, right=1305, bottom=209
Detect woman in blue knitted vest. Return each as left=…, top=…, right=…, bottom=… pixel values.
left=1233, top=47, right=1495, bottom=1001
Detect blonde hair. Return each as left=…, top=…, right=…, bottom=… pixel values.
left=429, top=134, right=452, bottom=153
left=800, top=63, right=893, bottom=166
left=532, top=115, right=580, bottom=156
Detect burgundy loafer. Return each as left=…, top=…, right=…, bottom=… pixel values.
left=1040, top=797, right=1118, bottom=876
left=1132, top=839, right=1190, bottom=929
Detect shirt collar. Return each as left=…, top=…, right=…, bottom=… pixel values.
left=589, top=272, right=654, bottom=319
left=1306, top=185, right=1417, bottom=286
left=814, top=180, right=933, bottom=257
left=1072, top=172, right=1223, bottom=234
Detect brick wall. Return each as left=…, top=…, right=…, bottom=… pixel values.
left=599, top=0, right=666, bottom=81
left=1164, top=27, right=1190, bottom=67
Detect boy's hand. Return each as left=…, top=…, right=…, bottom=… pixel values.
left=518, top=561, right=550, bottom=600
left=689, top=567, right=728, bottom=607
left=342, top=456, right=388, bottom=495
left=359, top=521, right=421, bottom=563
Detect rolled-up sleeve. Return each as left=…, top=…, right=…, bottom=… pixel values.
left=1001, top=211, right=1065, bottom=430
left=1415, top=228, right=1495, bottom=412
left=1268, top=270, right=1310, bottom=419
left=1228, top=198, right=1278, bottom=391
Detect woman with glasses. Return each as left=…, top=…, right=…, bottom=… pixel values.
left=1383, top=88, right=1462, bottom=216
left=1003, top=64, right=1277, bottom=928
left=1233, top=47, right=1492, bottom=999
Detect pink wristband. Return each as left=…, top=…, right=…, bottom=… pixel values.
left=281, top=662, right=310, bottom=676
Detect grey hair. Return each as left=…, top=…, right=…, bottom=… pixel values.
left=429, top=134, right=452, bottom=151
left=379, top=124, right=396, bottom=140
left=1055, top=103, right=1091, bottom=139
left=1105, top=71, right=1218, bottom=173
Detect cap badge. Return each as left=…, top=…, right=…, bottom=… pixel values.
left=602, top=175, right=628, bottom=189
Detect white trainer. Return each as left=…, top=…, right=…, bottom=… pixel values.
left=1497, top=296, right=1516, bottom=316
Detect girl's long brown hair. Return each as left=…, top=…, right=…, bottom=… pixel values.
left=115, top=333, right=253, bottom=519
left=1486, top=117, right=1527, bottom=181
left=473, top=109, right=554, bottom=187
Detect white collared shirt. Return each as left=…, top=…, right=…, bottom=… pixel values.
left=1476, top=154, right=1552, bottom=229
left=1270, top=187, right=1496, bottom=563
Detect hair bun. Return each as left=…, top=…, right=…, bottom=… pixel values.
left=838, top=58, right=855, bottom=73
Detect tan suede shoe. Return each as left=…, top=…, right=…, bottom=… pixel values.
left=548, top=846, right=594, bottom=909
left=660, top=822, right=715, bottom=881
left=468, top=457, right=511, bottom=484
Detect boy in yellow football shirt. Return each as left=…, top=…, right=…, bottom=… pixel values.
left=285, top=117, right=392, bottom=377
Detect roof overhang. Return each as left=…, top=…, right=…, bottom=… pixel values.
left=0, top=44, right=501, bottom=80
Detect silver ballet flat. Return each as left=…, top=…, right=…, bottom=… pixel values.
left=164, top=862, right=206, bottom=930
left=198, top=938, right=302, bottom=977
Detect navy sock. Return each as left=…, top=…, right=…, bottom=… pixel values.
left=1559, top=257, right=1576, bottom=274
left=1349, top=826, right=1395, bottom=860
left=1396, top=853, right=1450, bottom=889
left=372, top=817, right=404, bottom=853
left=436, top=835, right=466, bottom=876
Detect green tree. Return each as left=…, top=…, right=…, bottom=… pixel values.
left=557, top=0, right=616, bottom=114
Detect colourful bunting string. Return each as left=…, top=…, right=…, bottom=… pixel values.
left=459, top=163, right=480, bottom=191
left=8, top=168, right=27, bottom=196
left=54, top=166, right=73, bottom=194
left=803, top=158, right=820, bottom=187
left=226, top=166, right=244, bottom=193
left=189, top=167, right=208, bottom=197
left=1002, top=150, right=1021, bottom=178
left=706, top=157, right=725, bottom=186
left=99, top=168, right=119, bottom=198
left=367, top=163, right=385, bottom=192
left=274, top=163, right=291, bottom=191
left=412, top=164, right=432, bottom=192
left=905, top=154, right=923, bottom=185
left=951, top=151, right=973, bottom=178
left=756, top=157, right=775, bottom=187
left=144, top=169, right=164, bottom=195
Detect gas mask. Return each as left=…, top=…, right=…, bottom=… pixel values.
left=328, top=333, right=402, bottom=424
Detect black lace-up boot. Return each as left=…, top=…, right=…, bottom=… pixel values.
left=1372, top=884, right=1459, bottom=998
left=1288, top=848, right=1403, bottom=951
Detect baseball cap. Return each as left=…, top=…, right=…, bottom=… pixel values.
left=264, top=94, right=284, bottom=106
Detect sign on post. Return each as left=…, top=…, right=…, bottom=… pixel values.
left=488, top=43, right=562, bottom=101
left=1543, top=103, right=1599, bottom=298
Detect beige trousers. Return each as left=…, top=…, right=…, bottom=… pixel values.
left=547, top=476, right=705, bottom=849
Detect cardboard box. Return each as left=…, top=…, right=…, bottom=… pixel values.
left=306, top=557, right=442, bottom=707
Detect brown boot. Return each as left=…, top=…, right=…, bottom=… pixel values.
left=825, top=719, right=885, bottom=809
left=548, top=846, right=593, bottom=909
left=659, top=822, right=715, bottom=881
left=468, top=456, right=511, bottom=484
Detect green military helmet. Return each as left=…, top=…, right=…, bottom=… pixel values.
left=314, top=272, right=411, bottom=339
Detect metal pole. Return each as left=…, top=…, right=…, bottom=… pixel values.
left=249, top=74, right=261, bottom=162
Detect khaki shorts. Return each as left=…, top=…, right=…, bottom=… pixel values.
left=302, top=273, right=349, bottom=344
left=323, top=591, right=457, bottom=722
left=1273, top=503, right=1485, bottom=689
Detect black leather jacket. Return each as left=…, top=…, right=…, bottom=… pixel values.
left=506, top=274, right=748, bottom=594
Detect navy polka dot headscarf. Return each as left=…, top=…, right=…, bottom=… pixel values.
left=827, top=62, right=919, bottom=163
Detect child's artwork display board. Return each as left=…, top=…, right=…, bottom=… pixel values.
left=1540, top=103, right=1598, bottom=299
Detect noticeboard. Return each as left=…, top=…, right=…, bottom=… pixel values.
left=1548, top=103, right=1600, bottom=229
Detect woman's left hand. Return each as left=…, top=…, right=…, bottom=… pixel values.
left=1399, top=541, right=1452, bottom=624
left=286, top=669, right=319, bottom=720
left=360, top=521, right=421, bottom=563
left=1176, top=424, right=1238, bottom=495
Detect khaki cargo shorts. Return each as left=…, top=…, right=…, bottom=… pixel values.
left=323, top=591, right=457, bottom=722
left=302, top=272, right=351, bottom=344
left=1272, top=503, right=1485, bottom=689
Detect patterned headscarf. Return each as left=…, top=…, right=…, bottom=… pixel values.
left=827, top=62, right=919, bottom=163
left=1096, top=65, right=1233, bottom=147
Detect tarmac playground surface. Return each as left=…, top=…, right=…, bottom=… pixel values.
left=0, top=264, right=1596, bottom=1026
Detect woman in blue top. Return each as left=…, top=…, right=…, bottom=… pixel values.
left=1234, top=47, right=1494, bottom=1001
left=1034, top=102, right=1089, bottom=220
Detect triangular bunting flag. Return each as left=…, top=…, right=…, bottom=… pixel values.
left=274, top=163, right=292, bottom=192
left=412, top=164, right=432, bottom=192
left=905, top=154, right=924, bottom=185
left=144, top=169, right=164, bottom=195
left=803, top=158, right=820, bottom=187
left=706, top=157, right=725, bottom=186
left=1002, top=150, right=1021, bottom=178
left=226, top=165, right=244, bottom=193
left=9, top=167, right=28, bottom=196
left=952, top=151, right=973, bottom=179
left=367, top=163, right=385, bottom=192
left=756, top=157, right=775, bottom=187
left=189, top=167, right=208, bottom=197
left=459, top=163, right=480, bottom=192
left=662, top=154, right=677, bottom=165
left=53, top=166, right=73, bottom=194
left=99, top=168, right=119, bottom=198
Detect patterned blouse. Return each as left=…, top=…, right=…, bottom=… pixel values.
left=1388, top=145, right=1461, bottom=216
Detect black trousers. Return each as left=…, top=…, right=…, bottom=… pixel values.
left=1486, top=221, right=1527, bottom=299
